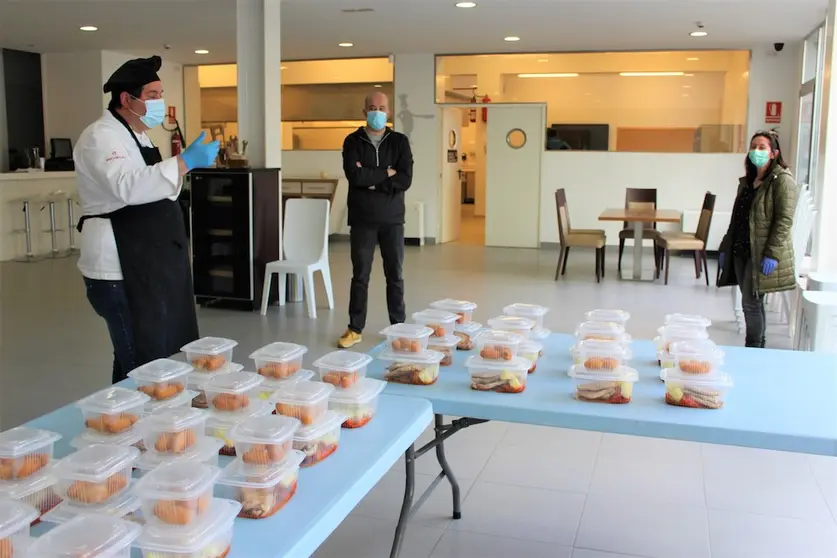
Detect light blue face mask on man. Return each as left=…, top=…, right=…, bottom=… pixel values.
left=132, top=98, right=166, bottom=128
left=366, top=110, right=387, bottom=131
left=748, top=149, right=771, bottom=168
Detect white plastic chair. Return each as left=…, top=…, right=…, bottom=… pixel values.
left=260, top=198, right=334, bottom=318
left=796, top=291, right=837, bottom=354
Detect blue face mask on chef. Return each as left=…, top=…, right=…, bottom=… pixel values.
left=131, top=97, right=166, bottom=128
left=366, top=110, right=387, bottom=131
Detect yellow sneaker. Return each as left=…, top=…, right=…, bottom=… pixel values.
left=337, top=329, right=362, bottom=349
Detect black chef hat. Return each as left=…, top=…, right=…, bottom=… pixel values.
left=103, top=55, right=162, bottom=94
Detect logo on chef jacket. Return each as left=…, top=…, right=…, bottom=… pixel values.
left=105, top=151, right=126, bottom=162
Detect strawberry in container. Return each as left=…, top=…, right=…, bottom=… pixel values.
left=250, top=342, right=308, bottom=381
left=53, top=444, right=138, bottom=507
left=217, top=452, right=304, bottom=519
left=134, top=498, right=241, bottom=558
left=227, top=414, right=300, bottom=466
left=312, top=351, right=372, bottom=390
left=328, top=378, right=386, bottom=429
left=293, top=411, right=345, bottom=467
left=133, top=461, right=219, bottom=527
left=182, top=337, right=239, bottom=372
left=0, top=498, right=38, bottom=557
left=76, top=386, right=149, bottom=437
left=429, top=299, right=477, bottom=325
left=0, top=427, right=61, bottom=482
left=128, top=359, right=192, bottom=402
left=25, top=514, right=141, bottom=558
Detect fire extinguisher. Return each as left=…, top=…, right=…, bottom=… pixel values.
left=171, top=129, right=182, bottom=156
left=481, top=94, right=491, bottom=123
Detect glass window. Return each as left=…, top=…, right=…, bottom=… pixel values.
left=796, top=90, right=814, bottom=185
left=802, top=28, right=821, bottom=83
left=436, top=51, right=750, bottom=153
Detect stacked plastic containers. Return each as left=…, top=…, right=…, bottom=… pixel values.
left=202, top=370, right=272, bottom=457
left=71, top=386, right=149, bottom=450
left=429, top=299, right=481, bottom=351
left=0, top=427, right=62, bottom=522
left=216, top=414, right=304, bottom=518
left=378, top=323, right=445, bottom=387
left=412, top=309, right=460, bottom=366
left=128, top=358, right=196, bottom=416
left=134, top=408, right=224, bottom=473
left=132, top=461, right=242, bottom=557
left=26, top=514, right=141, bottom=558
left=465, top=330, right=529, bottom=393
left=249, top=342, right=315, bottom=401
left=0, top=498, right=38, bottom=556
left=663, top=339, right=733, bottom=410
left=182, top=337, right=240, bottom=410
left=568, top=310, right=636, bottom=404
left=503, top=303, right=551, bottom=340
left=571, top=315, right=632, bottom=365
left=655, top=320, right=711, bottom=370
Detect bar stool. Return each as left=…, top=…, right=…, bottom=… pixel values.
left=40, top=190, right=70, bottom=259
left=65, top=196, right=80, bottom=254
left=9, top=196, right=41, bottom=262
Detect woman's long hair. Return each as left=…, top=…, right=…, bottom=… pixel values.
left=745, top=129, right=789, bottom=185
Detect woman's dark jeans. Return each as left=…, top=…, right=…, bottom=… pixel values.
left=733, top=256, right=767, bottom=348
left=84, top=277, right=137, bottom=383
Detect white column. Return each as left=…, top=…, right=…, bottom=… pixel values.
left=236, top=0, right=282, bottom=169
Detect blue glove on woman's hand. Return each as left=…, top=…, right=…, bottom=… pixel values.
left=761, top=257, right=778, bottom=276
left=181, top=131, right=220, bottom=170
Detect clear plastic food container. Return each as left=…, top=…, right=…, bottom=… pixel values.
left=474, top=330, right=524, bottom=361
left=575, top=320, right=628, bottom=342
left=655, top=325, right=710, bottom=353
left=328, top=378, right=386, bottom=429
left=427, top=335, right=458, bottom=366
left=569, top=367, right=638, bottom=404
left=429, top=299, right=477, bottom=324
left=503, top=303, right=549, bottom=330
left=128, top=359, right=192, bottom=401
left=312, top=351, right=373, bottom=390
left=144, top=389, right=197, bottom=416
left=228, top=415, right=300, bottom=466
left=70, top=428, right=144, bottom=454
left=577, top=339, right=631, bottom=372
left=663, top=368, right=733, bottom=409
left=380, top=323, right=434, bottom=354
left=0, top=498, right=38, bottom=557
left=76, top=387, right=149, bottom=436
left=257, top=369, right=315, bottom=401
left=669, top=339, right=725, bottom=376
left=41, top=491, right=142, bottom=526
left=664, top=313, right=712, bottom=329
left=24, top=514, right=141, bottom=558
left=411, top=309, right=459, bottom=337
left=217, top=452, right=304, bottom=519
left=186, top=363, right=243, bottom=410
left=0, top=427, right=61, bottom=482
left=465, top=356, right=530, bottom=394
left=204, top=400, right=273, bottom=457
left=250, top=342, right=308, bottom=381
left=293, top=411, right=345, bottom=468
left=202, top=371, right=263, bottom=415
left=453, top=321, right=481, bottom=350
left=584, top=309, right=631, bottom=325
left=378, top=350, right=444, bottom=386
left=518, top=340, right=543, bottom=373
left=486, top=315, right=536, bottom=339
left=272, top=381, right=334, bottom=426
left=53, top=445, right=139, bottom=507
left=570, top=344, right=633, bottom=367
left=138, top=408, right=208, bottom=456
left=0, top=469, right=60, bottom=520
left=181, top=337, right=239, bottom=372
left=134, top=437, right=224, bottom=474
left=134, top=498, right=241, bottom=558
left=134, top=462, right=219, bottom=527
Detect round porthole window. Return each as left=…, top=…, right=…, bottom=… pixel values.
left=506, top=128, right=527, bottom=149
left=448, top=129, right=458, bottom=148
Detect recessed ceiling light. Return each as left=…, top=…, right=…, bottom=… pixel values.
left=79, top=25, right=97, bottom=32
left=339, top=42, right=354, bottom=47
left=690, top=31, right=707, bottom=37
left=280, top=66, right=288, bottom=70
left=194, top=49, right=210, bottom=55
left=517, top=73, right=579, bottom=78
left=456, top=1, right=477, bottom=7
left=537, top=59, right=549, bottom=63
left=619, top=71, right=685, bottom=77
left=504, top=36, right=520, bottom=42
left=374, top=84, right=382, bottom=88
left=683, top=85, right=692, bottom=88
left=687, top=57, right=699, bottom=61
left=684, top=73, right=695, bottom=77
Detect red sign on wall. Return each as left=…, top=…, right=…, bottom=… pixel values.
left=765, top=101, right=782, bottom=124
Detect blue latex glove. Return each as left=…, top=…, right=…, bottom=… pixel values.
left=718, top=253, right=725, bottom=268
left=181, top=131, right=220, bottom=170
left=761, top=257, right=778, bottom=276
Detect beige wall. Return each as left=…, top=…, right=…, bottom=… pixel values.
left=198, top=58, right=393, bottom=88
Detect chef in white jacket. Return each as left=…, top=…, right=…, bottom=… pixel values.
left=74, top=55, right=219, bottom=383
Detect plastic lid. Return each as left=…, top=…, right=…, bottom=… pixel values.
left=377, top=349, right=445, bottom=365
left=41, top=492, right=140, bottom=525
left=205, top=399, right=273, bottom=430
left=53, top=444, right=139, bottom=482
left=25, top=514, right=141, bottom=557
left=0, top=426, right=61, bottom=458
left=132, top=461, right=219, bottom=500
left=575, top=320, right=626, bottom=338
left=186, top=363, right=243, bottom=391
left=138, top=407, right=208, bottom=433
left=329, top=378, right=386, bottom=406
left=70, top=428, right=143, bottom=450
left=464, top=355, right=531, bottom=373
left=312, top=351, right=373, bottom=373
left=0, top=469, right=57, bottom=499
left=134, top=437, right=224, bottom=472
left=294, top=411, right=345, bottom=443
left=584, top=309, right=631, bottom=324
left=487, top=315, right=536, bottom=331
left=135, top=498, right=241, bottom=554
left=259, top=369, right=316, bottom=391
left=380, top=323, right=434, bottom=339
left=411, top=309, right=459, bottom=324
left=76, top=386, right=151, bottom=414
left=144, top=389, right=197, bottom=414
left=202, top=370, right=263, bottom=394
left=128, top=358, right=193, bottom=383
left=658, top=325, right=710, bottom=341
left=430, top=299, right=477, bottom=312
left=180, top=337, right=238, bottom=356
left=227, top=414, right=300, bottom=445
left=665, top=313, right=712, bottom=329
left=519, top=340, right=543, bottom=355
left=571, top=344, right=633, bottom=361
left=428, top=335, right=459, bottom=348
left=0, top=498, right=39, bottom=539
left=503, top=303, right=549, bottom=318
left=249, top=342, right=308, bottom=363
left=530, top=327, right=551, bottom=340
left=474, top=330, right=524, bottom=346
left=272, top=380, right=335, bottom=404
left=662, top=368, right=733, bottom=387
left=578, top=339, right=630, bottom=358
left=455, top=321, right=482, bottom=334
left=218, top=451, right=305, bottom=489
left=569, top=365, right=639, bottom=383
left=669, top=339, right=724, bottom=359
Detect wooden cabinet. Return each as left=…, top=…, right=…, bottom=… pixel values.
left=281, top=178, right=337, bottom=214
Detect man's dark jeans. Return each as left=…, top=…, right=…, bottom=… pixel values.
left=348, top=224, right=406, bottom=333
left=84, top=277, right=137, bottom=383
left=733, top=255, right=767, bottom=347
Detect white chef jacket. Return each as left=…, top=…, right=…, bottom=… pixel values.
left=74, top=110, right=182, bottom=280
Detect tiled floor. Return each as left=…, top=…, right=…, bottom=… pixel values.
left=455, top=204, right=484, bottom=246
left=2, top=242, right=834, bottom=558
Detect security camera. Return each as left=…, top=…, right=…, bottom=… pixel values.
left=774, top=43, right=785, bottom=52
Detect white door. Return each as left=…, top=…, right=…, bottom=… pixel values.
left=485, top=105, right=544, bottom=248
left=439, top=107, right=463, bottom=243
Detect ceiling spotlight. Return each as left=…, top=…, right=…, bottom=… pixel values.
left=280, top=66, right=288, bottom=70
left=79, top=25, right=98, bottom=32
left=455, top=1, right=477, bottom=7
left=338, top=42, right=354, bottom=47
left=686, top=57, right=699, bottom=61
left=374, top=84, right=382, bottom=88
left=194, top=49, right=210, bottom=55
left=537, top=59, right=549, bottom=63
left=517, top=73, right=579, bottom=78
left=690, top=31, right=708, bottom=37
left=504, top=36, right=520, bottom=42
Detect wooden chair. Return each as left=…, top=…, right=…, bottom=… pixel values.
left=618, top=188, right=660, bottom=276
left=555, top=189, right=607, bottom=283
left=657, top=192, right=716, bottom=286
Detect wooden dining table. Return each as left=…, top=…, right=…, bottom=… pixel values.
left=599, top=207, right=682, bottom=281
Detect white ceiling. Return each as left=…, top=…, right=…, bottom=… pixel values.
left=0, top=0, right=828, bottom=66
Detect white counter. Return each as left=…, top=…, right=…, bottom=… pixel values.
left=0, top=171, right=80, bottom=261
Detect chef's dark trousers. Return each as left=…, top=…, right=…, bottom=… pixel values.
left=84, top=277, right=137, bottom=384
left=348, top=224, right=406, bottom=333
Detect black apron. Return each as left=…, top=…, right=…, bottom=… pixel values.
left=79, top=110, right=199, bottom=373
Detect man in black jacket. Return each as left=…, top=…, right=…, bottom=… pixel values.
left=337, top=92, right=414, bottom=348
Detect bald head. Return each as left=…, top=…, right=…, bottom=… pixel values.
left=364, top=91, right=390, bottom=133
